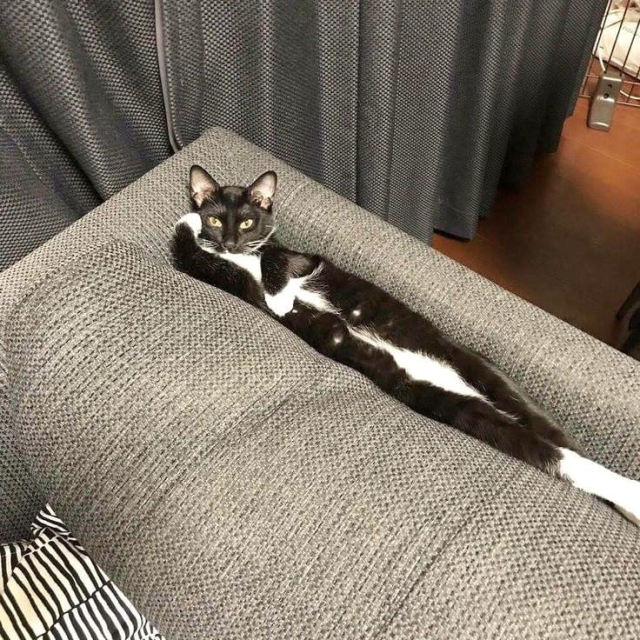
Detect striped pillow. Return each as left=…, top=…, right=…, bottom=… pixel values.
left=0, top=506, right=164, bottom=639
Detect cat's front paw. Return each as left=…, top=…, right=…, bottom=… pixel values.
left=265, top=290, right=295, bottom=317
left=176, top=213, right=202, bottom=236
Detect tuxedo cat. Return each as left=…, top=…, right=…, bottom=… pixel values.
left=172, top=165, right=640, bottom=526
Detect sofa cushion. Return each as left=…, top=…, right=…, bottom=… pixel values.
left=4, top=240, right=639, bottom=639
left=2, top=128, right=639, bottom=545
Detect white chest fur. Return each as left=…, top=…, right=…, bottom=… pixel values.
left=264, top=276, right=305, bottom=316
left=217, top=252, right=263, bottom=283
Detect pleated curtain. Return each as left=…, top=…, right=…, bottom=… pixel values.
left=0, top=0, right=607, bottom=270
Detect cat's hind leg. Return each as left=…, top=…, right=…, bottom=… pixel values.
left=452, top=346, right=577, bottom=451
left=396, top=382, right=562, bottom=472
left=397, top=381, right=640, bottom=526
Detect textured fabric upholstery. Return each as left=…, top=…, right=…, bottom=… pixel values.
left=1, top=126, right=639, bottom=540
left=0, top=126, right=639, bottom=636
left=5, top=241, right=640, bottom=639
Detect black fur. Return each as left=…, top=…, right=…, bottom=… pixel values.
left=189, top=164, right=277, bottom=254
left=172, top=167, right=579, bottom=477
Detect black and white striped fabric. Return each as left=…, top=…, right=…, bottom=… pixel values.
left=0, top=506, right=163, bottom=639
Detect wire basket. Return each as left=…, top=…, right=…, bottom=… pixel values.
left=580, top=0, right=640, bottom=108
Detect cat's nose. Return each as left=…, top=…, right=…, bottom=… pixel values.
left=223, top=240, right=235, bottom=250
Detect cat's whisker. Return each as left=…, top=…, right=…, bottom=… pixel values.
left=246, top=235, right=271, bottom=247
left=246, top=228, right=277, bottom=254
left=197, top=238, right=223, bottom=254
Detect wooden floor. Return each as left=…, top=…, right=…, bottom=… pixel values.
left=433, top=98, right=640, bottom=356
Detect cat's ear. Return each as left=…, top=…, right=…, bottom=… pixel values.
left=247, top=171, right=277, bottom=210
left=190, top=165, right=219, bottom=208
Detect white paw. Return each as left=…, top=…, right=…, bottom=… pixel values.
left=265, top=290, right=295, bottom=317
left=615, top=504, right=640, bottom=527
left=558, top=448, right=640, bottom=527
left=176, top=213, right=202, bottom=236
left=613, top=477, right=640, bottom=527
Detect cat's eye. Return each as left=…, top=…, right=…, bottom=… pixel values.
left=207, top=216, right=222, bottom=228
left=239, top=219, right=255, bottom=231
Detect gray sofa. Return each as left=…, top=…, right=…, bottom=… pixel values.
left=1, top=128, right=639, bottom=638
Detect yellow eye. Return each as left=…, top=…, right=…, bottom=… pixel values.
left=239, top=219, right=255, bottom=230
left=207, top=216, right=222, bottom=228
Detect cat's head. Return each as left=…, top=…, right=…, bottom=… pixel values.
left=189, top=165, right=277, bottom=253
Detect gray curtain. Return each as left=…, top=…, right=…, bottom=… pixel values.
left=0, top=1, right=171, bottom=270
left=157, top=0, right=607, bottom=241
left=0, top=0, right=606, bottom=270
